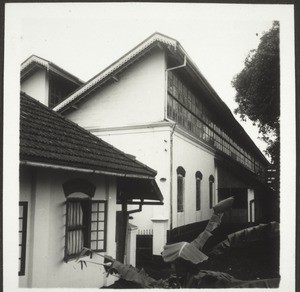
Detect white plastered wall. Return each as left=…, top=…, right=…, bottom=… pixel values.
left=94, top=125, right=171, bottom=256
left=19, top=167, right=117, bottom=288
left=94, top=125, right=171, bottom=232
left=67, top=47, right=166, bottom=128
left=172, top=130, right=216, bottom=229
left=21, top=68, right=49, bottom=106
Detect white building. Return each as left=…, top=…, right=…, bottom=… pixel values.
left=21, top=33, right=273, bottom=260
left=19, top=90, right=163, bottom=288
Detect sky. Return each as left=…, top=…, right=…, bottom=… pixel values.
left=6, top=2, right=293, bottom=157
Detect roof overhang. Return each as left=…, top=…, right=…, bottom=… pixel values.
left=20, top=160, right=156, bottom=180
left=117, top=177, right=164, bottom=205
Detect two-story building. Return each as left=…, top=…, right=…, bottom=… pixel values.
left=22, top=32, right=273, bottom=259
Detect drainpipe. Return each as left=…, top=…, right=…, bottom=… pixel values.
left=165, top=54, right=187, bottom=235
left=169, top=122, right=176, bottom=232
left=121, top=199, right=144, bottom=263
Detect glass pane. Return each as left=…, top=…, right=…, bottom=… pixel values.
left=92, top=203, right=98, bottom=212
left=98, top=232, right=104, bottom=240
left=19, top=206, right=23, bottom=217
left=98, top=203, right=105, bottom=212
left=91, top=222, right=97, bottom=231
left=98, top=222, right=104, bottom=230
left=91, top=212, right=98, bottom=221
left=97, top=241, right=104, bottom=250
left=91, top=231, right=97, bottom=240
left=19, top=219, right=23, bottom=231
left=98, top=213, right=105, bottom=221
left=91, top=241, right=97, bottom=250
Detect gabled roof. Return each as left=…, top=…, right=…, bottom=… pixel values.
left=20, top=92, right=158, bottom=179
left=21, top=55, right=84, bottom=85
left=53, top=32, right=177, bottom=112
left=52, top=32, right=268, bottom=165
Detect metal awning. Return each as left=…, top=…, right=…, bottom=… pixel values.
left=117, top=177, right=163, bottom=205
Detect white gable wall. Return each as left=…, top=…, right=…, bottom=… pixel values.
left=21, top=68, right=49, bottom=106
left=19, top=167, right=117, bottom=288
left=67, top=47, right=166, bottom=128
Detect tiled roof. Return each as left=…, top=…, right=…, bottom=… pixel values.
left=20, top=92, right=157, bottom=178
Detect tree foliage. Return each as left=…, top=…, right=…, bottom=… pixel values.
left=232, top=21, right=280, bottom=164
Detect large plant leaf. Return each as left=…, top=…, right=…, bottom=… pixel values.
left=210, top=221, right=279, bottom=255
left=191, top=270, right=280, bottom=288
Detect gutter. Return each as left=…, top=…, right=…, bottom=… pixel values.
left=20, top=160, right=155, bottom=180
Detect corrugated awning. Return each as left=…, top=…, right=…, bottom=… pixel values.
left=117, top=177, right=163, bottom=205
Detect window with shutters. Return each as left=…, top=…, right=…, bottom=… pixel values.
left=63, top=178, right=107, bottom=262
left=64, top=198, right=107, bottom=262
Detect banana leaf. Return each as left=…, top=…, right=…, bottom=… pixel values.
left=210, top=221, right=279, bottom=255
left=191, top=270, right=280, bottom=288
left=162, top=197, right=234, bottom=264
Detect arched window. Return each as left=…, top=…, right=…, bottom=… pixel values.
left=63, top=178, right=107, bottom=262
left=195, top=171, right=203, bottom=211
left=209, top=175, right=215, bottom=209
left=177, top=167, right=186, bottom=213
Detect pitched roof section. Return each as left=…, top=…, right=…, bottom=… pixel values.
left=21, top=55, right=84, bottom=85
left=53, top=32, right=177, bottom=112
left=20, top=92, right=157, bottom=179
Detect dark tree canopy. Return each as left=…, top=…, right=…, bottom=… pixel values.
left=232, top=21, right=279, bottom=164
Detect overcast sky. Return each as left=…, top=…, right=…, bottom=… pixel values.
left=6, top=3, right=294, bottom=158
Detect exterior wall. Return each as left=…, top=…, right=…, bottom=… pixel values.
left=172, top=129, right=216, bottom=229
left=93, top=124, right=172, bottom=232
left=21, top=68, right=49, bottom=106
left=19, top=167, right=35, bottom=288
left=92, top=124, right=171, bottom=256
left=19, top=166, right=117, bottom=288
left=67, top=48, right=166, bottom=128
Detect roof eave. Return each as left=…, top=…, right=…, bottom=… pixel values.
left=20, top=160, right=156, bottom=180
